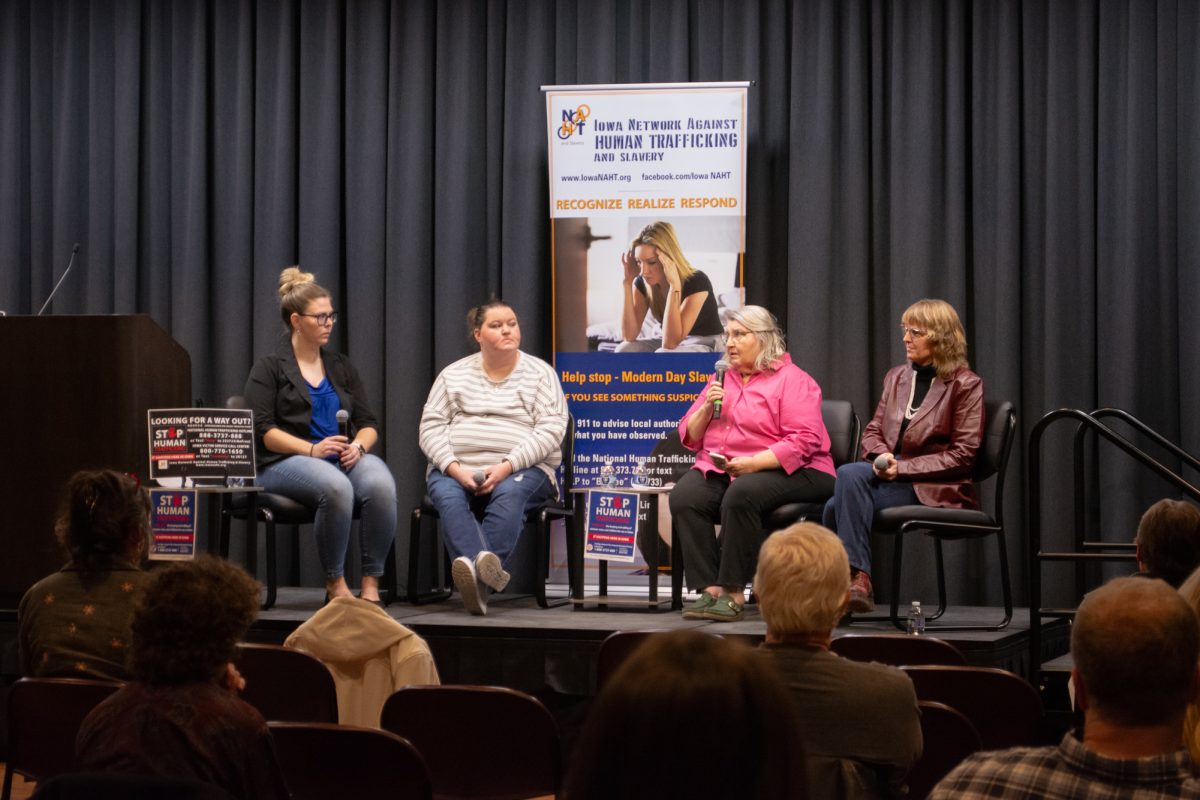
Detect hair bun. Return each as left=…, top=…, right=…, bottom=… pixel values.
left=278, top=266, right=316, bottom=298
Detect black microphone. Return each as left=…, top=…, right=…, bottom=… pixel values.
left=712, top=359, right=730, bottom=420
left=473, top=470, right=486, bottom=487
left=336, top=409, right=350, bottom=438
left=37, top=243, right=80, bottom=316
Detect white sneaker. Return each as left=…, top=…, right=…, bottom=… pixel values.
left=452, top=556, right=488, bottom=616
left=475, top=551, right=511, bottom=593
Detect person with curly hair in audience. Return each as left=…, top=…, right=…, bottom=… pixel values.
left=19, top=469, right=153, bottom=681
left=75, top=557, right=290, bottom=800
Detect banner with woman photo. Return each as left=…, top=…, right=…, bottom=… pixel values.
left=543, top=82, right=749, bottom=588
left=543, top=81, right=750, bottom=490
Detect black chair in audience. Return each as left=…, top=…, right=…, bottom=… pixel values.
left=408, top=415, right=577, bottom=608
left=671, top=399, right=860, bottom=610
left=905, top=701, right=982, bottom=799
left=268, top=722, right=432, bottom=800
left=830, top=633, right=967, bottom=667
left=380, top=685, right=561, bottom=800
left=235, top=644, right=338, bottom=723
left=219, top=396, right=398, bottom=610
left=849, top=400, right=1017, bottom=632
left=901, top=664, right=1044, bottom=750
left=3, top=677, right=122, bottom=800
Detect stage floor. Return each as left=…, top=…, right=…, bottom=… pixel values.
left=249, top=587, right=1069, bottom=697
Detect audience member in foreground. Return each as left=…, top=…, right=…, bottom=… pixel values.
left=1176, top=567, right=1200, bottom=772
left=19, top=469, right=153, bottom=680
left=419, top=298, right=568, bottom=615
left=823, top=298, right=984, bottom=612
left=755, top=522, right=921, bottom=797
left=1137, top=498, right=1200, bottom=587
left=933, top=576, right=1200, bottom=798
left=76, top=557, right=290, bottom=800
left=564, top=630, right=808, bottom=799
left=670, top=305, right=835, bottom=621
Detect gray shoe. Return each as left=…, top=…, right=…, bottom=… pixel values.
left=452, top=556, right=488, bottom=616
left=682, top=592, right=719, bottom=620
left=475, top=550, right=511, bottom=593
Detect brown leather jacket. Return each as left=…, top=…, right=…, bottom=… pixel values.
left=859, top=364, right=984, bottom=508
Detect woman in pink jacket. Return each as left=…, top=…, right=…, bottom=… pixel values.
left=669, top=306, right=835, bottom=622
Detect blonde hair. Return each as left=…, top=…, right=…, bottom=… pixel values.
left=725, top=305, right=787, bottom=372
left=753, top=522, right=850, bottom=636
left=277, top=266, right=330, bottom=330
left=630, top=221, right=696, bottom=320
left=902, top=298, right=969, bottom=379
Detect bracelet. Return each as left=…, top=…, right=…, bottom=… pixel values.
left=309, top=443, right=315, bottom=457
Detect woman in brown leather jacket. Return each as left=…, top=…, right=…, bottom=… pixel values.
left=822, top=299, right=984, bottom=612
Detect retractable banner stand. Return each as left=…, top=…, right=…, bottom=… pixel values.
left=543, top=82, right=750, bottom=585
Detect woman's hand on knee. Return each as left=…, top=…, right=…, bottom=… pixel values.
left=478, top=460, right=514, bottom=495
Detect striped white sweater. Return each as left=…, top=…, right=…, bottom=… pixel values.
left=418, top=351, right=568, bottom=486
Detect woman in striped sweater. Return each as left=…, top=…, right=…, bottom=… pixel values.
left=418, top=300, right=569, bottom=615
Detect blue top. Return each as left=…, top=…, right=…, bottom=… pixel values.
left=308, top=377, right=341, bottom=462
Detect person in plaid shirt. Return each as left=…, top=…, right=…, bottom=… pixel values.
left=932, top=576, right=1200, bottom=799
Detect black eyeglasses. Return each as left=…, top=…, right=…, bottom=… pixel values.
left=299, top=311, right=338, bottom=326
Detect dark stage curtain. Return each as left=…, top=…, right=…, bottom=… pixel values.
left=2, top=0, right=1196, bottom=605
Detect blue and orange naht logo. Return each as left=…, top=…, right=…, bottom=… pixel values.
left=557, top=104, right=591, bottom=140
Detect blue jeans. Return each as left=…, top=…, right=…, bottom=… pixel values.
left=426, top=467, right=555, bottom=567
left=822, top=461, right=918, bottom=575
left=258, top=453, right=397, bottom=579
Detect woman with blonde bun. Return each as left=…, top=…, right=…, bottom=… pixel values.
left=243, top=267, right=397, bottom=605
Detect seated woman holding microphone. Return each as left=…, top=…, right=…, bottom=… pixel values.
left=244, top=267, right=397, bottom=606
left=823, top=298, right=984, bottom=612
left=419, top=299, right=568, bottom=616
left=617, top=220, right=724, bottom=352
left=669, top=306, right=835, bottom=621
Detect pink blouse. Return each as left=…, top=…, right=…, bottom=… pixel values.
left=678, top=353, right=835, bottom=478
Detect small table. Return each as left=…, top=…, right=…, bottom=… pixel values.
left=189, top=484, right=263, bottom=558
left=568, top=484, right=682, bottom=611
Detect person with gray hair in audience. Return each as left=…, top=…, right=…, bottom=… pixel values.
left=933, top=576, right=1200, bottom=798
left=754, top=522, right=921, bottom=798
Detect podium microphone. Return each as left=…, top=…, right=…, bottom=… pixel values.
left=712, top=359, right=730, bottom=420
left=37, top=243, right=81, bottom=316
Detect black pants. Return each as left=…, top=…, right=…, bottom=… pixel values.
left=669, top=467, right=836, bottom=591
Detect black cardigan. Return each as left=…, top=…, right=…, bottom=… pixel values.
left=243, top=339, right=380, bottom=469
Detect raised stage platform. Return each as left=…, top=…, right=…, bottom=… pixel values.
left=247, top=588, right=1070, bottom=698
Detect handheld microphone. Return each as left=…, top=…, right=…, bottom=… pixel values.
left=712, top=359, right=730, bottom=420
left=336, top=409, right=350, bottom=438
left=37, top=243, right=80, bottom=316
left=874, top=454, right=892, bottom=471
left=473, top=470, right=486, bottom=486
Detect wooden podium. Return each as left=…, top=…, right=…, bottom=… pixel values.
left=0, top=315, right=191, bottom=604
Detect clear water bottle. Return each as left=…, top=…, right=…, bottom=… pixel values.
left=599, top=460, right=616, bottom=488
left=631, top=459, right=649, bottom=487
left=906, top=601, right=925, bottom=635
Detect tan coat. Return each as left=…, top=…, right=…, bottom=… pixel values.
left=284, top=596, right=439, bottom=727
